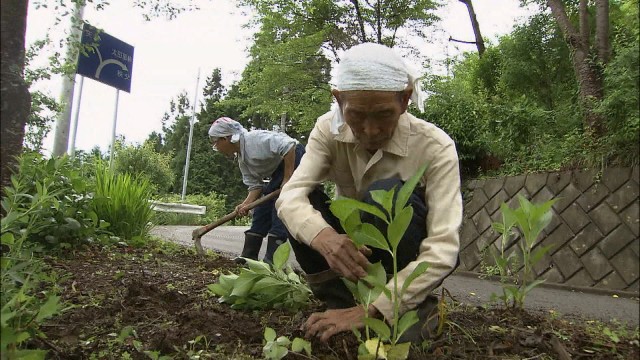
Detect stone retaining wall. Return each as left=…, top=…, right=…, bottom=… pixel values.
left=458, top=167, right=639, bottom=294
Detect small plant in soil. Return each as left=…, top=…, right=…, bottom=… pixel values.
left=262, top=327, right=311, bottom=360
left=490, top=195, right=557, bottom=309
left=330, top=164, right=430, bottom=360
left=208, top=242, right=312, bottom=310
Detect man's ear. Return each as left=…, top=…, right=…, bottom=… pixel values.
left=400, top=87, right=413, bottom=113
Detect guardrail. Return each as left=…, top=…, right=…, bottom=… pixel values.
left=149, top=201, right=206, bottom=215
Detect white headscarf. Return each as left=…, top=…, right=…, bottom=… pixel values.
left=331, top=43, right=424, bottom=134
left=208, top=117, right=246, bottom=143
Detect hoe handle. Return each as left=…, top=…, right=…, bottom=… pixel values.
left=192, top=189, right=281, bottom=255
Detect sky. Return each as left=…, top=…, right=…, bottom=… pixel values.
left=25, top=0, right=535, bottom=155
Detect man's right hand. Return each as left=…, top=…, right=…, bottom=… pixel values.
left=310, top=228, right=371, bottom=281
left=235, top=203, right=249, bottom=217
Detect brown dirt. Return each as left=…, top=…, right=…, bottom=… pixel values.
left=31, top=242, right=638, bottom=359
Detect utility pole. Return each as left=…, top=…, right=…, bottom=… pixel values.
left=52, top=0, right=85, bottom=156
left=181, top=68, right=201, bottom=201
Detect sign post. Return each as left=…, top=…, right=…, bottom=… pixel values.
left=74, top=23, right=134, bottom=161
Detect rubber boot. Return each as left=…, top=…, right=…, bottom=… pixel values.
left=397, top=294, right=440, bottom=343
left=234, top=233, right=263, bottom=264
left=306, top=270, right=356, bottom=309
left=263, top=236, right=287, bottom=265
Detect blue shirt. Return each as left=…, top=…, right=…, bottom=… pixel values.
left=238, top=130, right=297, bottom=190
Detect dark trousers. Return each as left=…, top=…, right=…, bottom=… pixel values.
left=246, top=144, right=305, bottom=239
left=289, top=178, right=428, bottom=275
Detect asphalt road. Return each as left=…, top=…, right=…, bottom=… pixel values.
left=151, top=225, right=640, bottom=326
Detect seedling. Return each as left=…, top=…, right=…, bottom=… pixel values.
left=208, top=243, right=311, bottom=310
left=262, top=327, right=311, bottom=360
left=330, top=164, right=430, bottom=360
left=490, top=195, right=557, bottom=309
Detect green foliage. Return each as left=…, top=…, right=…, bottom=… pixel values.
left=262, top=327, right=311, bottom=360
left=152, top=192, right=227, bottom=226
left=208, top=243, right=312, bottom=310
left=2, top=152, right=107, bottom=250
left=330, top=165, right=429, bottom=359
left=113, top=140, right=175, bottom=194
left=490, top=195, right=557, bottom=309
left=1, top=177, right=64, bottom=359
left=92, top=161, right=154, bottom=243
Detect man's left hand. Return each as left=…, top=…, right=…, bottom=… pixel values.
left=302, top=306, right=366, bottom=342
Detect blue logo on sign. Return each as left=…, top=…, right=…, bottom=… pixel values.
left=77, top=23, right=134, bottom=93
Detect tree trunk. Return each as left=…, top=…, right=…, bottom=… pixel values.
left=547, top=0, right=606, bottom=136
left=350, top=0, right=367, bottom=43
left=1, top=0, right=31, bottom=196
left=595, top=0, right=610, bottom=64
left=459, top=0, right=485, bottom=56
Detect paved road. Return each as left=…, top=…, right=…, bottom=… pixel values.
left=151, top=225, right=639, bottom=326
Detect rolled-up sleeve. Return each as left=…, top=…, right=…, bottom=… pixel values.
left=372, top=141, right=462, bottom=320
left=275, top=125, right=333, bottom=245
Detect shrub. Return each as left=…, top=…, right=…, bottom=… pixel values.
left=2, top=152, right=106, bottom=250
left=152, top=192, right=227, bottom=226
left=113, top=141, right=175, bottom=194
left=92, top=162, right=154, bottom=244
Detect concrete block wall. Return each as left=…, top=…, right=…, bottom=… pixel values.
left=458, top=167, right=639, bottom=295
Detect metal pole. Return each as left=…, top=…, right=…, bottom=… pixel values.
left=109, top=90, right=120, bottom=170
left=181, top=68, right=201, bottom=201
left=69, top=76, right=85, bottom=158
left=52, top=1, right=85, bottom=157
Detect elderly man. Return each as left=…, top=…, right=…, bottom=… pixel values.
left=208, top=117, right=304, bottom=265
left=275, top=43, right=462, bottom=342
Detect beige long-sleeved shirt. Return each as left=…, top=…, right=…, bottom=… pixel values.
left=275, top=110, right=462, bottom=320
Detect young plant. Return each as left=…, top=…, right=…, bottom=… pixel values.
left=262, top=327, right=311, bottom=360
left=329, top=164, right=430, bottom=360
left=208, top=243, right=311, bottom=311
left=92, top=161, right=155, bottom=244
left=490, top=195, right=557, bottom=309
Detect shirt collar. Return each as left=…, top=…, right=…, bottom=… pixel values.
left=333, top=112, right=410, bottom=157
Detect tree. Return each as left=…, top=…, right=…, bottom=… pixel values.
left=1, top=0, right=31, bottom=194
left=526, top=0, right=611, bottom=136
left=456, top=0, right=486, bottom=56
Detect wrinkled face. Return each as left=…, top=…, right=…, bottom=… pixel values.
left=333, top=89, right=411, bottom=151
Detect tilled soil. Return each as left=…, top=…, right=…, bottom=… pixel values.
left=32, top=242, right=639, bottom=359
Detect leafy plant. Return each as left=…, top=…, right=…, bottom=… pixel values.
left=329, top=164, right=430, bottom=360
left=92, top=161, right=155, bottom=243
left=262, top=327, right=311, bottom=360
left=208, top=243, right=311, bottom=310
left=489, top=195, right=557, bottom=309
left=2, top=152, right=108, bottom=250
left=1, top=177, right=65, bottom=359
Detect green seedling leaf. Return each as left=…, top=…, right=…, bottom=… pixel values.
left=291, top=337, right=312, bottom=355
left=388, top=206, right=413, bottom=249
left=330, top=202, right=362, bottom=235
left=207, top=283, right=229, bottom=296
left=395, top=164, right=428, bottom=213
left=370, top=188, right=396, bottom=220
left=264, top=327, right=276, bottom=342
left=245, top=258, right=272, bottom=274
left=386, top=342, right=411, bottom=360
left=331, top=197, right=388, bottom=223
left=400, top=261, right=430, bottom=296
left=353, top=223, right=389, bottom=251
left=396, top=310, right=419, bottom=340
left=272, top=242, right=290, bottom=270
left=363, top=318, right=391, bottom=341
left=275, top=336, right=291, bottom=346
left=229, top=273, right=260, bottom=297
left=364, top=338, right=387, bottom=359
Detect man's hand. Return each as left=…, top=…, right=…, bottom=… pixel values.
left=310, top=228, right=371, bottom=281
left=235, top=203, right=250, bottom=217
left=302, top=305, right=382, bottom=342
